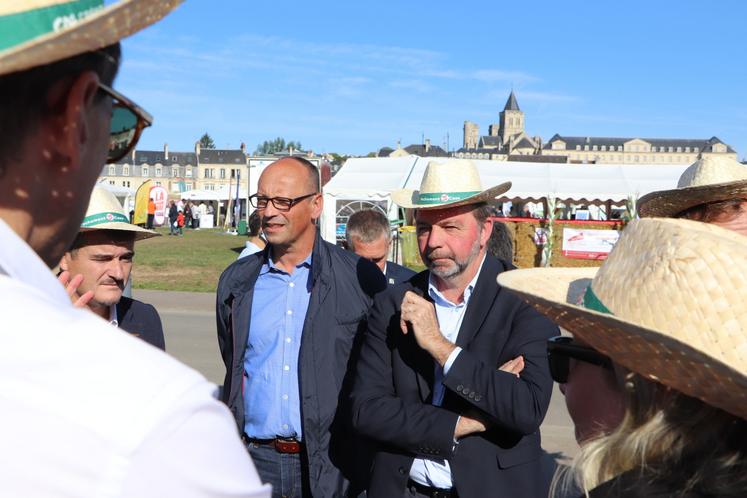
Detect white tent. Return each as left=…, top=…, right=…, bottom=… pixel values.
left=320, top=155, right=690, bottom=242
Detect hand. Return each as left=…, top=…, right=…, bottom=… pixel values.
left=400, top=291, right=455, bottom=366
left=58, top=271, right=94, bottom=308
left=454, top=414, right=487, bottom=439
left=498, top=356, right=524, bottom=378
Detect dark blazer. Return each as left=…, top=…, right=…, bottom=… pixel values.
left=216, top=231, right=386, bottom=497
left=385, top=260, right=416, bottom=286
left=116, top=296, right=166, bottom=350
left=351, top=255, right=558, bottom=498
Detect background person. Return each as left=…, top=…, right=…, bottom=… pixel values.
left=146, top=197, right=156, bottom=229
left=498, top=218, right=747, bottom=497
left=487, top=219, right=514, bottom=264
left=345, top=208, right=415, bottom=285
left=216, top=157, right=386, bottom=497
left=638, top=155, right=747, bottom=235
left=59, top=187, right=165, bottom=349
left=0, top=1, right=268, bottom=496
left=237, top=211, right=266, bottom=259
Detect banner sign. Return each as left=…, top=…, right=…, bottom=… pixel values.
left=561, top=228, right=620, bottom=260
left=150, top=186, right=168, bottom=227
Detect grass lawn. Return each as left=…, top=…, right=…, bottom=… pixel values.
left=132, top=228, right=247, bottom=292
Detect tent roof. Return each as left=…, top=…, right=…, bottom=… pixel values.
left=401, top=159, right=690, bottom=203
left=327, top=157, right=690, bottom=204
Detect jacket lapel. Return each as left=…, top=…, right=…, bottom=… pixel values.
left=454, top=255, right=500, bottom=348
left=409, top=273, right=434, bottom=402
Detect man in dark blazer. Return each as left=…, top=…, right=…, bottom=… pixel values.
left=217, top=158, right=386, bottom=497
left=346, top=209, right=416, bottom=285
left=59, top=187, right=165, bottom=350
left=351, top=160, right=558, bottom=498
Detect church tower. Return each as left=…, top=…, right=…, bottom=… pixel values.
left=498, top=91, right=524, bottom=144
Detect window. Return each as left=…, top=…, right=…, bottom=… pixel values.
left=634, top=155, right=639, bottom=162
left=108, top=165, right=115, bottom=175
left=600, top=145, right=606, bottom=152
left=584, top=145, right=589, bottom=151
left=676, top=147, right=682, bottom=153
left=186, top=168, right=192, bottom=178
left=172, top=167, right=178, bottom=178
left=122, top=181, right=130, bottom=187
left=220, top=168, right=226, bottom=179
left=669, top=147, right=674, bottom=153
left=684, top=147, right=690, bottom=153
left=156, top=167, right=161, bottom=177
left=592, top=145, right=598, bottom=151
left=123, top=165, right=129, bottom=176
left=576, top=145, right=581, bottom=151
left=142, top=166, right=149, bottom=177
left=109, top=180, right=115, bottom=185
left=155, top=181, right=162, bottom=186
left=693, top=147, right=699, bottom=153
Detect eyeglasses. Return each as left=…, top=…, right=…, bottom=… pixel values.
left=249, top=193, right=317, bottom=211
left=547, top=336, right=613, bottom=384
left=98, top=83, right=153, bottom=164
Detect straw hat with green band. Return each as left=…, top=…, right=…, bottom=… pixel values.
left=638, top=156, right=747, bottom=218
left=0, top=0, right=182, bottom=76
left=80, top=186, right=157, bottom=240
left=391, top=159, right=511, bottom=210
left=497, top=217, right=747, bottom=421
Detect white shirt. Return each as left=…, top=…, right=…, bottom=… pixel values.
left=409, top=256, right=485, bottom=489
left=0, top=219, right=270, bottom=498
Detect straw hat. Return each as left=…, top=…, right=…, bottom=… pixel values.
left=638, top=156, right=747, bottom=218
left=391, top=159, right=511, bottom=210
left=80, top=186, right=157, bottom=241
left=497, top=218, right=747, bottom=421
left=0, top=0, right=182, bottom=76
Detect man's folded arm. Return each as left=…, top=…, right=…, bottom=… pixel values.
left=441, top=304, right=558, bottom=434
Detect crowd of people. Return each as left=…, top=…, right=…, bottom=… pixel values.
left=0, top=1, right=745, bottom=498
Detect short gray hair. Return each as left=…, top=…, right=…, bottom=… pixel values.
left=345, top=209, right=390, bottom=248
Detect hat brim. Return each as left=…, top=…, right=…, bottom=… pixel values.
left=0, top=0, right=182, bottom=76
left=80, top=222, right=159, bottom=241
left=638, top=179, right=747, bottom=218
left=391, top=181, right=512, bottom=210
left=497, top=267, right=747, bottom=421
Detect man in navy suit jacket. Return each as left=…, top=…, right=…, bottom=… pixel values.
left=346, top=209, right=416, bottom=285
left=351, top=160, right=558, bottom=498
left=59, top=187, right=165, bottom=350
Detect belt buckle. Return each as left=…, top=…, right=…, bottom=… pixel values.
left=273, top=437, right=301, bottom=454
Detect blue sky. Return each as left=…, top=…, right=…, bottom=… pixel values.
left=116, top=0, right=747, bottom=158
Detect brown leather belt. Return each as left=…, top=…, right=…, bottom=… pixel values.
left=243, top=435, right=303, bottom=454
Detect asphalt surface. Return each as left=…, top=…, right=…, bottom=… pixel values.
left=135, top=288, right=580, bottom=469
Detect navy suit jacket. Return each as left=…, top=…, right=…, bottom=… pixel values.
left=351, top=255, right=558, bottom=498
left=385, top=261, right=416, bottom=286
left=116, top=296, right=166, bottom=350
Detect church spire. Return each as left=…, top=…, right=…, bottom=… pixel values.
left=504, top=90, right=520, bottom=111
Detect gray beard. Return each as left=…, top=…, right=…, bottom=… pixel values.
left=426, top=236, right=482, bottom=281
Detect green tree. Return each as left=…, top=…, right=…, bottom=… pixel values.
left=199, top=133, right=216, bottom=149
left=255, top=137, right=302, bottom=155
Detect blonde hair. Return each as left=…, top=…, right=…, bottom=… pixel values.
left=553, top=372, right=747, bottom=497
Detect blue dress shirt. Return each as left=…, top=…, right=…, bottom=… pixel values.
left=243, top=254, right=312, bottom=439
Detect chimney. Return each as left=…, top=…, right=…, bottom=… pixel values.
left=194, top=141, right=201, bottom=156
left=240, top=142, right=246, bottom=154
left=425, top=138, right=431, bottom=153
left=130, top=147, right=136, bottom=163
left=164, top=143, right=169, bottom=160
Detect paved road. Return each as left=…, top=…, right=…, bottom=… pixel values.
left=135, top=288, right=580, bottom=468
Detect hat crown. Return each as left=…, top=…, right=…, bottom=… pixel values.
left=591, top=218, right=747, bottom=375
left=677, top=156, right=747, bottom=189
left=85, top=186, right=126, bottom=220
left=418, top=160, right=483, bottom=195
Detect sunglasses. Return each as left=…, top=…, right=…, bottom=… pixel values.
left=98, top=83, right=153, bottom=164
left=547, top=336, right=613, bottom=384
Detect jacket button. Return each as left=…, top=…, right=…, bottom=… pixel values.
left=457, top=384, right=464, bottom=391
left=468, top=392, right=475, bottom=399
left=474, top=395, right=482, bottom=402
left=398, top=467, right=406, bottom=475
left=462, top=388, right=470, bottom=395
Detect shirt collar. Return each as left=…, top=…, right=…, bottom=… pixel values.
left=0, top=218, right=71, bottom=307
left=428, top=253, right=486, bottom=307
left=263, top=251, right=313, bottom=275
